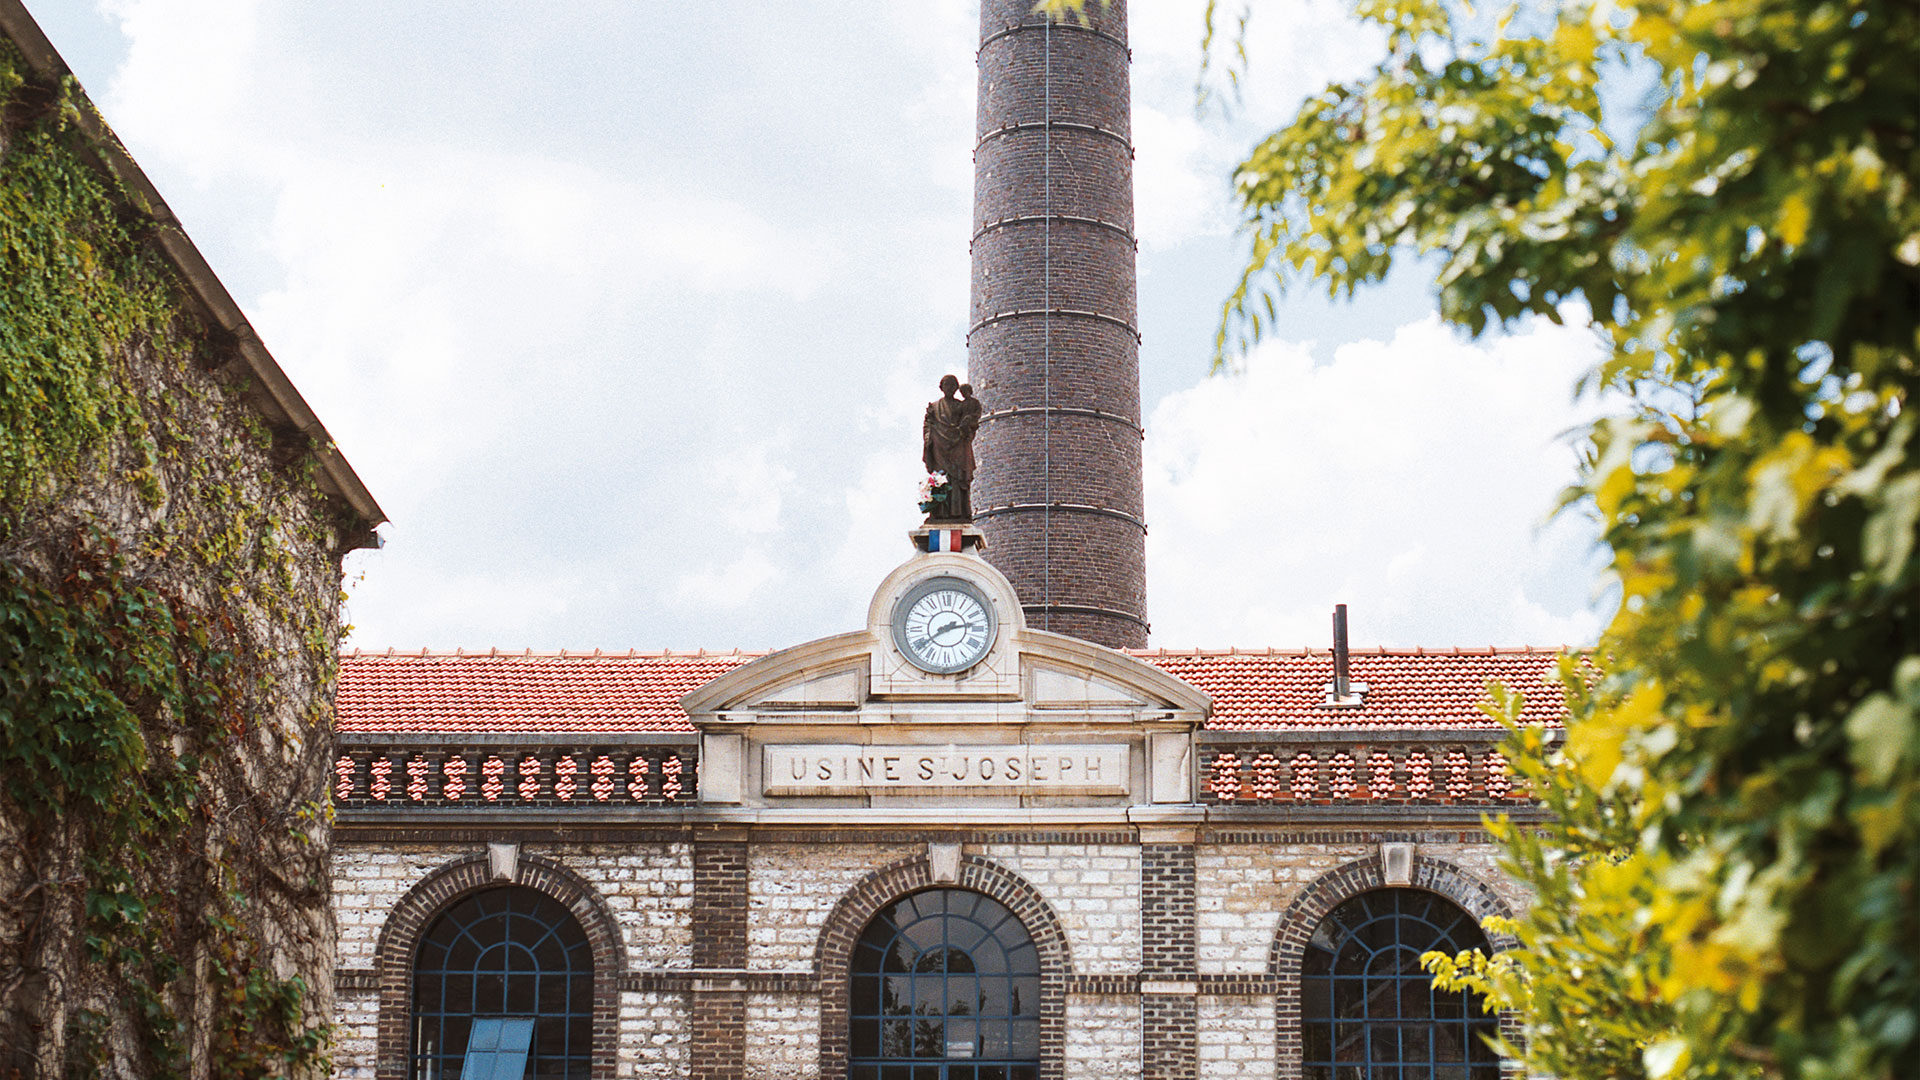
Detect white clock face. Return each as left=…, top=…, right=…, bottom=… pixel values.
left=892, top=578, right=997, bottom=674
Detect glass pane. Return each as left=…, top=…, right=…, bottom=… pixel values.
left=1010, top=977, right=1039, bottom=1016
left=882, top=1019, right=914, bottom=1057
left=911, top=1018, right=944, bottom=1057
left=410, top=886, right=595, bottom=1080
left=1009, top=1019, right=1039, bottom=1057
left=853, top=976, right=882, bottom=1016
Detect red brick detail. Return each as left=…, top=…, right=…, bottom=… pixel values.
left=370, top=853, right=627, bottom=1080
left=1266, top=855, right=1518, bottom=1079
left=692, top=839, right=749, bottom=969
left=814, top=854, right=1076, bottom=1080
left=690, top=990, right=747, bottom=1080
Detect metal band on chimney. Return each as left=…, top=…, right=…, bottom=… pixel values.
left=978, top=21, right=1131, bottom=53
left=975, top=121, right=1134, bottom=153
left=974, top=502, right=1149, bottom=532
left=968, top=308, right=1141, bottom=342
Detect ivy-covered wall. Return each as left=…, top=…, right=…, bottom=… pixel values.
left=0, top=38, right=372, bottom=1079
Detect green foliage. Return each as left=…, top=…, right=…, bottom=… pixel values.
left=0, top=40, right=335, bottom=1075
left=0, top=49, right=175, bottom=513
left=1184, top=0, right=1919, bottom=1076
left=1040, top=0, right=1920, bottom=1073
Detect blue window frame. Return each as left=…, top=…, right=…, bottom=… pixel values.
left=849, top=888, right=1041, bottom=1080
left=461, top=1018, right=534, bottom=1080
left=411, top=886, right=592, bottom=1080
left=1301, top=888, right=1501, bottom=1080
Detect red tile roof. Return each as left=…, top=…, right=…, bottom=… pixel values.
left=336, top=649, right=758, bottom=733
left=336, top=646, right=1573, bottom=734
left=1135, top=647, right=1574, bottom=729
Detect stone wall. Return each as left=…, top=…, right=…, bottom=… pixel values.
left=0, top=12, right=377, bottom=1075
left=330, top=828, right=1524, bottom=1079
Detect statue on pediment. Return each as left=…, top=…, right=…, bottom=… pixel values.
left=921, top=375, right=979, bottom=522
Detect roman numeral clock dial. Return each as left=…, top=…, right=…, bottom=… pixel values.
left=891, top=577, right=998, bottom=675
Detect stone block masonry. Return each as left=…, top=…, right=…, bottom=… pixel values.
left=969, top=0, right=1147, bottom=648
left=329, top=828, right=1528, bottom=1079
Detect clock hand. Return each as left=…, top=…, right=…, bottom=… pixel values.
left=931, top=617, right=968, bottom=643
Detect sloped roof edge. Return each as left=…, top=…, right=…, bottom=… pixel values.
left=0, top=0, right=385, bottom=540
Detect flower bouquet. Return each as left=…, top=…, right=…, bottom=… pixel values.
left=918, top=471, right=951, bottom=514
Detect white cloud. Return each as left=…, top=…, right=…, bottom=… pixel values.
left=42, top=0, right=1613, bottom=654
left=1144, top=311, right=1612, bottom=648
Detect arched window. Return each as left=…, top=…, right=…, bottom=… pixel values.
left=1301, top=888, right=1500, bottom=1080
left=411, top=885, right=593, bottom=1080
left=850, top=888, right=1041, bottom=1080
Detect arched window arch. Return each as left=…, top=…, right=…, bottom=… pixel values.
left=1301, top=888, right=1499, bottom=1079
left=411, top=885, right=593, bottom=1080
left=850, top=888, right=1041, bottom=1080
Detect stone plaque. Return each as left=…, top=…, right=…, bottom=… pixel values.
left=763, top=743, right=1129, bottom=796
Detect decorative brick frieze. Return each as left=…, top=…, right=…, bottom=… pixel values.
left=368, top=852, right=627, bottom=1080
left=1199, top=729, right=1545, bottom=807
left=333, top=739, right=695, bottom=810
left=1267, top=854, right=1519, bottom=1080
left=616, top=970, right=818, bottom=994
left=814, top=853, right=1077, bottom=1080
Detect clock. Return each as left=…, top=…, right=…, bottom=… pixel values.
left=891, top=576, right=998, bottom=675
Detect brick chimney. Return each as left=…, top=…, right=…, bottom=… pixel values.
left=968, top=0, right=1147, bottom=649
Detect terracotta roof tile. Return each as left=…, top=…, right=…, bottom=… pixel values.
left=1131, top=647, right=1575, bottom=730
left=335, top=646, right=1575, bottom=735
left=335, top=649, right=760, bottom=733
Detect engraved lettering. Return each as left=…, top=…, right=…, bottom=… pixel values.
left=764, top=744, right=1125, bottom=796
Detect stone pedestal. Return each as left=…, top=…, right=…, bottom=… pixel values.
left=909, top=523, right=988, bottom=554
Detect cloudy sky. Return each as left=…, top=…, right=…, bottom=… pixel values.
left=27, top=0, right=1613, bottom=652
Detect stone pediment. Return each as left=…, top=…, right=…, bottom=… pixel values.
left=679, top=555, right=1209, bottom=723
left=681, top=546, right=1209, bottom=809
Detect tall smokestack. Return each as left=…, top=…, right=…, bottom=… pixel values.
left=969, top=0, right=1147, bottom=649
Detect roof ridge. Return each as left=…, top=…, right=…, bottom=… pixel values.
left=339, top=648, right=770, bottom=660
left=1131, top=645, right=1573, bottom=657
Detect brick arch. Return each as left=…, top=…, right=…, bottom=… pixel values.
left=1267, top=854, right=1519, bottom=1079
left=371, top=851, right=627, bottom=1080
left=814, top=853, right=1077, bottom=1080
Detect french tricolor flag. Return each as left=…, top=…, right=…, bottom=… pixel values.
left=925, top=529, right=965, bottom=553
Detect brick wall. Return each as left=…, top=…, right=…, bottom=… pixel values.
left=1197, top=997, right=1276, bottom=1079
left=745, top=992, right=820, bottom=1079
left=974, top=842, right=1142, bottom=973
left=620, top=991, right=690, bottom=1079
left=748, top=842, right=920, bottom=969
left=329, top=831, right=1526, bottom=1079
left=1065, top=996, right=1142, bottom=1079
left=969, top=0, right=1148, bottom=648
